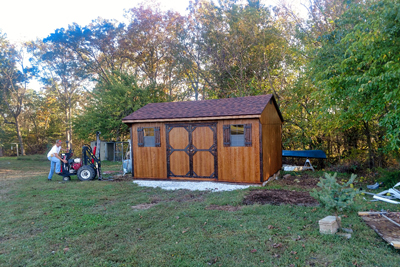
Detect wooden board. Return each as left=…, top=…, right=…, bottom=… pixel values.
left=217, top=119, right=260, bottom=183
left=260, top=100, right=283, bottom=125
left=193, top=152, right=214, bottom=177
left=192, top=126, right=214, bottom=149
left=169, top=127, right=188, bottom=149
left=359, top=212, right=400, bottom=249
left=131, top=122, right=167, bottom=178
left=170, top=152, right=190, bottom=176
left=166, top=123, right=217, bottom=179
left=262, top=124, right=282, bottom=181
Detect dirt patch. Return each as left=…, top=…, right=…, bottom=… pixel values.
left=174, top=192, right=206, bottom=203
left=205, top=204, right=242, bottom=212
left=272, top=173, right=319, bottom=189
left=243, top=189, right=319, bottom=206
left=108, top=174, right=134, bottom=182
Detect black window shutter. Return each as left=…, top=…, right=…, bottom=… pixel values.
left=244, top=124, right=252, bottom=147
left=223, top=125, right=231, bottom=147
left=155, top=127, right=161, bottom=147
left=137, top=127, right=144, bottom=147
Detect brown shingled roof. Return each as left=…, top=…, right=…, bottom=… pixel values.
left=122, top=94, right=282, bottom=122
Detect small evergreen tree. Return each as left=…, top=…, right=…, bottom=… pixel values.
left=310, top=173, right=359, bottom=227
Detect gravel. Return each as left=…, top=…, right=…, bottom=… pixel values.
left=132, top=180, right=258, bottom=192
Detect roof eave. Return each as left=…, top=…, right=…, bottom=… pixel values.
left=122, top=114, right=261, bottom=124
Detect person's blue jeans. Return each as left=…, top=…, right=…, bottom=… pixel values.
left=48, top=156, right=61, bottom=180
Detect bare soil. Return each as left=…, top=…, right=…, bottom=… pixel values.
left=272, top=173, right=319, bottom=189
left=241, top=173, right=320, bottom=206
left=114, top=172, right=322, bottom=207
left=243, top=189, right=319, bottom=206
left=108, top=173, right=134, bottom=182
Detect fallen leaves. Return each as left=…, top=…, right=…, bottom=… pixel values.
left=272, top=243, right=283, bottom=248
left=63, top=247, right=69, bottom=254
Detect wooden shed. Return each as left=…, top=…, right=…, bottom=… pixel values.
left=122, top=94, right=283, bottom=184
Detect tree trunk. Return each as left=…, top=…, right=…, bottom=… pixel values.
left=65, top=109, right=69, bottom=146
left=375, top=125, right=386, bottom=167
left=68, top=96, right=72, bottom=146
left=363, top=121, right=374, bottom=168
left=14, top=115, right=25, bottom=156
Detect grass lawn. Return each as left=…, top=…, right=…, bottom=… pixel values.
left=0, top=156, right=399, bottom=266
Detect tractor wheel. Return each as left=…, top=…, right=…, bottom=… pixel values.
left=77, top=165, right=96, bottom=181
left=63, top=176, right=71, bottom=181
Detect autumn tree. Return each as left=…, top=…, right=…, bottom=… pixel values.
left=73, top=71, right=168, bottom=142
left=0, top=34, right=36, bottom=155
left=29, top=39, right=89, bottom=145
left=120, top=3, right=185, bottom=96
left=182, top=0, right=290, bottom=99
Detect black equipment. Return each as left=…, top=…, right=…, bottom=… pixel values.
left=58, top=131, right=103, bottom=181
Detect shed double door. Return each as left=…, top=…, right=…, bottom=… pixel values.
left=166, top=123, right=217, bottom=179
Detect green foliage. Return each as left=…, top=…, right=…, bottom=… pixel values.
left=311, top=172, right=359, bottom=214
left=73, top=71, right=169, bottom=142
left=310, top=0, right=400, bottom=152
left=377, top=168, right=400, bottom=188
left=187, top=0, right=289, bottom=99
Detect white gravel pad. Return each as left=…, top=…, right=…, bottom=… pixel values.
left=132, top=180, right=256, bottom=192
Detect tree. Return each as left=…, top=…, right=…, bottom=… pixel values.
left=310, top=0, right=400, bottom=158
left=186, top=0, right=289, bottom=99
left=311, top=172, right=359, bottom=227
left=73, top=71, right=169, bottom=142
left=30, top=39, right=89, bottom=144
left=0, top=34, right=36, bottom=155
left=43, top=19, right=126, bottom=84
left=120, top=3, right=185, bottom=96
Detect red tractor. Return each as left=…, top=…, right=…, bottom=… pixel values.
left=58, top=131, right=102, bottom=181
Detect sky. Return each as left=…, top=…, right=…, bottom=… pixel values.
left=0, top=0, right=305, bottom=90
left=0, top=0, right=193, bottom=43
left=0, top=0, right=306, bottom=43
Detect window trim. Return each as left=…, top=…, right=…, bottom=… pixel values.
left=223, top=123, right=252, bottom=147
left=137, top=127, right=161, bottom=147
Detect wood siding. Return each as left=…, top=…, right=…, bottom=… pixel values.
left=260, top=100, right=283, bottom=180
left=130, top=108, right=281, bottom=184
left=166, top=123, right=217, bottom=179
left=192, top=126, right=215, bottom=177
left=217, top=119, right=260, bottom=183
left=131, top=123, right=167, bottom=178
left=168, top=127, right=190, bottom=176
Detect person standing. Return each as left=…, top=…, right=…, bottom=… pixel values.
left=47, top=140, right=68, bottom=181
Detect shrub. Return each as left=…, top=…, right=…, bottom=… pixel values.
left=310, top=172, right=359, bottom=226
left=377, top=168, right=400, bottom=188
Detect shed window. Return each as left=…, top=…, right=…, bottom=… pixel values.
left=230, top=125, right=245, bottom=147
left=137, top=127, right=161, bottom=147
left=144, top=128, right=155, bottom=147
left=223, top=124, right=252, bottom=147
